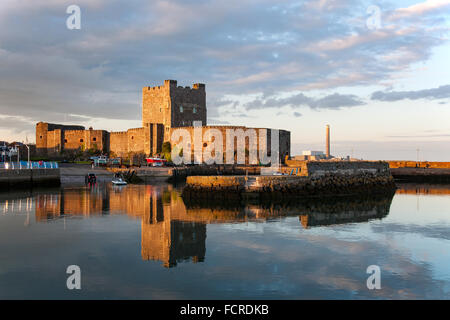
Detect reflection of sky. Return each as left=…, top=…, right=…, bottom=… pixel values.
left=0, top=187, right=449, bottom=299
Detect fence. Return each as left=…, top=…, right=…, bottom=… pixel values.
left=0, top=161, right=59, bottom=170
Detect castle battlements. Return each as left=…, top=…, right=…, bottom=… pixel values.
left=144, top=80, right=205, bottom=93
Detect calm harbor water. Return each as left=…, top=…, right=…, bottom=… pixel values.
left=0, top=182, right=449, bottom=299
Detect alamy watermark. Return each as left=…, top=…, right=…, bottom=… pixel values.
left=366, top=265, right=381, bottom=290
left=66, top=5, right=81, bottom=30
left=66, top=265, right=81, bottom=290
left=366, top=5, right=381, bottom=30
left=170, top=121, right=281, bottom=167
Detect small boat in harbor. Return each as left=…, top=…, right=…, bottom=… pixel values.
left=112, top=177, right=127, bottom=186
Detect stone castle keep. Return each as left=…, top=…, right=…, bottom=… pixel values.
left=36, top=80, right=291, bottom=162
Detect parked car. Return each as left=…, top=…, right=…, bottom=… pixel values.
left=109, top=158, right=121, bottom=166
left=94, top=156, right=108, bottom=166
left=145, top=157, right=167, bottom=167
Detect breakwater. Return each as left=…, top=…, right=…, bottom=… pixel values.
left=183, top=161, right=396, bottom=200
left=388, top=161, right=450, bottom=169
left=387, top=161, right=450, bottom=182
left=0, top=169, right=60, bottom=190
left=390, top=167, right=450, bottom=183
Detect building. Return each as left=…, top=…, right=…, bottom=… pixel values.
left=291, top=150, right=327, bottom=161
left=36, top=80, right=291, bottom=163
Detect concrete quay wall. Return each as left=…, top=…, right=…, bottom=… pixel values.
left=0, top=169, right=60, bottom=189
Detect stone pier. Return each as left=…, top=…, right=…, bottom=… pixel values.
left=182, top=161, right=396, bottom=199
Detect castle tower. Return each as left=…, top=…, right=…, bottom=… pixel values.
left=142, top=80, right=207, bottom=132
left=36, top=122, right=49, bottom=155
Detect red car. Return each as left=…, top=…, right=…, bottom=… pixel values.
left=145, top=157, right=167, bottom=166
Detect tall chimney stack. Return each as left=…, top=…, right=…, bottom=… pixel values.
left=326, top=124, right=330, bottom=159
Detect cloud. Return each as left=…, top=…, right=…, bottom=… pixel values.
left=0, top=0, right=448, bottom=136
left=245, top=92, right=365, bottom=110
left=390, top=0, right=450, bottom=20
left=371, top=84, right=450, bottom=101
left=207, top=118, right=231, bottom=125
left=386, top=134, right=450, bottom=138
left=0, top=116, right=35, bottom=134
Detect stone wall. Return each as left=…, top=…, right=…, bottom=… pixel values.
left=35, top=120, right=291, bottom=162
left=36, top=122, right=108, bottom=156
left=110, top=131, right=128, bottom=157
left=301, top=160, right=390, bottom=177
left=169, top=126, right=290, bottom=164
left=183, top=161, right=395, bottom=199
left=46, top=129, right=62, bottom=154
left=127, top=127, right=146, bottom=154
left=388, top=161, right=450, bottom=169
left=63, top=129, right=108, bottom=153
left=109, top=125, right=164, bottom=157
left=36, top=122, right=85, bottom=155
left=0, top=168, right=60, bottom=189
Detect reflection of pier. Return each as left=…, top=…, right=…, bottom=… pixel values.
left=183, top=195, right=394, bottom=229
left=32, top=185, right=395, bottom=268
left=395, top=183, right=450, bottom=196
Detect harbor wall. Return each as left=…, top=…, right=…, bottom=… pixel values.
left=388, top=161, right=450, bottom=169
left=183, top=161, right=395, bottom=199
left=284, top=160, right=390, bottom=176
left=0, top=169, right=60, bottom=189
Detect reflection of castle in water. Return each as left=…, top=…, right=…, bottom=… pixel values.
left=34, top=185, right=394, bottom=268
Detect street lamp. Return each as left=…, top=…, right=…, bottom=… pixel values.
left=24, top=144, right=30, bottom=168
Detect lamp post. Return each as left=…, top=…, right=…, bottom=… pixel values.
left=24, top=144, right=30, bottom=168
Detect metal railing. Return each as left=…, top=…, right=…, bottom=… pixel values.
left=0, top=161, right=59, bottom=170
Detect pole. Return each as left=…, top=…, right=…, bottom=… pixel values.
left=326, top=124, right=330, bottom=159
left=25, top=144, right=30, bottom=168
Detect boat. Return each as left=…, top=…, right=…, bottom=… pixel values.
left=112, top=177, right=127, bottom=185
left=85, top=173, right=97, bottom=184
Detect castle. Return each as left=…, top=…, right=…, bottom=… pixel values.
left=36, top=80, right=291, bottom=163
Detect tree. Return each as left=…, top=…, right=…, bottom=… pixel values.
left=162, top=141, right=172, bottom=162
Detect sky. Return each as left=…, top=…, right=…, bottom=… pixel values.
left=0, top=0, right=449, bottom=160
